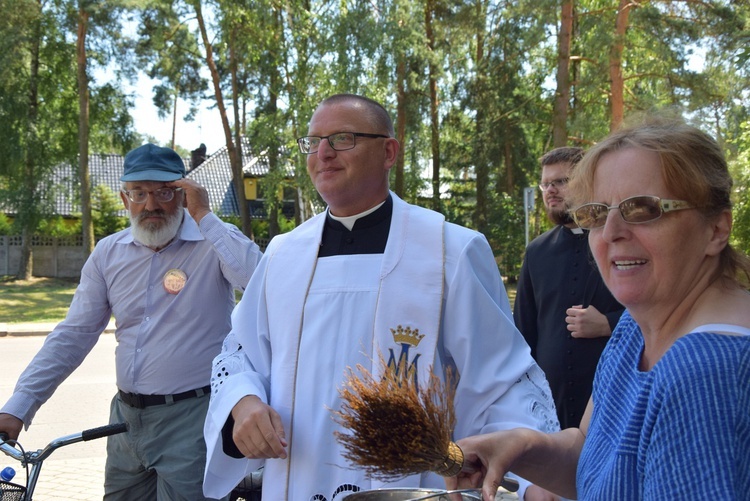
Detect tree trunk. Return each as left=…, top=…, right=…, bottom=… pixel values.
left=228, top=24, right=254, bottom=238
left=17, top=0, right=43, bottom=280
left=171, top=82, right=179, bottom=150
left=610, top=0, right=634, bottom=131
left=504, top=134, right=513, bottom=193
left=282, top=0, right=311, bottom=224
left=394, top=57, right=406, bottom=197
left=473, top=0, right=488, bottom=234
left=19, top=227, right=33, bottom=279
left=268, top=63, right=281, bottom=239
left=426, top=0, right=440, bottom=211
left=553, top=0, right=574, bottom=147
left=194, top=2, right=252, bottom=237
left=266, top=8, right=284, bottom=239
left=77, top=4, right=94, bottom=258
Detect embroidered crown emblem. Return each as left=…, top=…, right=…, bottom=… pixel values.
left=390, top=325, right=425, bottom=346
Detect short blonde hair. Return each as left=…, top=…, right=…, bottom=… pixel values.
left=318, top=94, right=395, bottom=137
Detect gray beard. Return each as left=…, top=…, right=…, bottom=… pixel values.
left=129, top=209, right=184, bottom=249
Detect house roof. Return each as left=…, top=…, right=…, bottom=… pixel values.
left=188, top=137, right=296, bottom=217
left=49, top=153, right=191, bottom=217
left=202, top=137, right=296, bottom=178
left=44, top=138, right=295, bottom=218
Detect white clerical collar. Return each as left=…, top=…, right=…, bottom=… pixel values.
left=329, top=200, right=387, bottom=230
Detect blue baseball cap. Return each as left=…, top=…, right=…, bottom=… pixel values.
left=120, top=143, right=186, bottom=182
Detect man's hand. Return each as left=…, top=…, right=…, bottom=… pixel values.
left=0, top=413, right=23, bottom=441
left=565, top=305, right=611, bottom=339
left=168, top=178, right=211, bottom=223
left=231, top=395, right=288, bottom=459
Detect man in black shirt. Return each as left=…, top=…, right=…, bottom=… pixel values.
left=514, top=147, right=624, bottom=429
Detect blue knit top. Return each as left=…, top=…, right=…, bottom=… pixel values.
left=577, top=311, right=750, bottom=500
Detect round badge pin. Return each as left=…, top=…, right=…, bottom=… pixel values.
left=163, top=269, right=187, bottom=294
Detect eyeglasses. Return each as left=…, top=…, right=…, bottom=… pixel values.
left=296, top=132, right=390, bottom=154
left=539, top=178, right=569, bottom=192
left=122, top=187, right=183, bottom=204
left=571, top=195, right=694, bottom=230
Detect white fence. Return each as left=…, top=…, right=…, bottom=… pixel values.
left=1, top=235, right=87, bottom=278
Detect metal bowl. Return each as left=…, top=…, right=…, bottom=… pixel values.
left=343, top=488, right=482, bottom=501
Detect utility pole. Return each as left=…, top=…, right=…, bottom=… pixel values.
left=523, top=187, right=536, bottom=248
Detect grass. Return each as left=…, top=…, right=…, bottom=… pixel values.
left=0, top=276, right=79, bottom=324
left=507, top=283, right=516, bottom=307
left=0, top=276, right=517, bottom=325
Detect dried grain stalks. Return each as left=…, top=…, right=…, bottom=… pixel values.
left=332, top=357, right=463, bottom=481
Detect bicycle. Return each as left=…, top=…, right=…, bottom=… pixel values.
left=230, top=466, right=262, bottom=501
left=0, top=423, right=127, bottom=501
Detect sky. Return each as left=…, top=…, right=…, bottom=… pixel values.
left=129, top=73, right=226, bottom=155
left=120, top=10, right=226, bottom=156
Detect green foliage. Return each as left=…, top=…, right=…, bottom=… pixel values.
left=89, top=83, right=140, bottom=154
left=251, top=219, right=268, bottom=239
left=0, top=213, right=12, bottom=235
left=216, top=214, right=295, bottom=240
left=136, top=1, right=208, bottom=126
left=729, top=120, right=750, bottom=254
left=217, top=213, right=242, bottom=229
left=277, top=215, right=297, bottom=234
left=443, top=184, right=527, bottom=281
left=37, top=216, right=81, bottom=238
left=0, top=0, right=33, bottom=178
left=0, top=2, right=78, bottom=245
left=1, top=0, right=748, bottom=271
left=485, top=192, right=527, bottom=282
left=92, top=184, right=128, bottom=237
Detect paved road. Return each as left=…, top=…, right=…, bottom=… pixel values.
left=0, top=332, right=115, bottom=500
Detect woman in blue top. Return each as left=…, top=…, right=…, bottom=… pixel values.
left=447, top=118, right=750, bottom=500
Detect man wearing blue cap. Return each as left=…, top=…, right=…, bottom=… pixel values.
left=0, top=143, right=261, bottom=500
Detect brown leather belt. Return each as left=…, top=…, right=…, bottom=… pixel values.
left=118, top=385, right=211, bottom=409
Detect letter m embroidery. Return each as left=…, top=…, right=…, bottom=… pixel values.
left=386, top=343, right=421, bottom=388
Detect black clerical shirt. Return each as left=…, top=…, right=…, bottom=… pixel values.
left=318, top=195, right=392, bottom=257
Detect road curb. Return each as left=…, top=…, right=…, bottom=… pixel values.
left=0, top=321, right=116, bottom=337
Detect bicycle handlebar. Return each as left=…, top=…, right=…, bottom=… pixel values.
left=1, top=423, right=128, bottom=464
left=0, top=433, right=23, bottom=462
left=82, top=423, right=128, bottom=442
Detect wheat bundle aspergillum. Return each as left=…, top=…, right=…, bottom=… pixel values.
left=332, top=358, right=463, bottom=481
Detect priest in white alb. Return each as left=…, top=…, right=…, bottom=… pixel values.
left=203, top=94, right=559, bottom=501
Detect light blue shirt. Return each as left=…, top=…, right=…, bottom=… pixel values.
left=3, top=210, right=261, bottom=425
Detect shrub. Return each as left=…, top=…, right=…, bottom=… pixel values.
left=92, top=184, right=128, bottom=237
left=0, top=213, right=11, bottom=235
left=37, top=215, right=81, bottom=237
